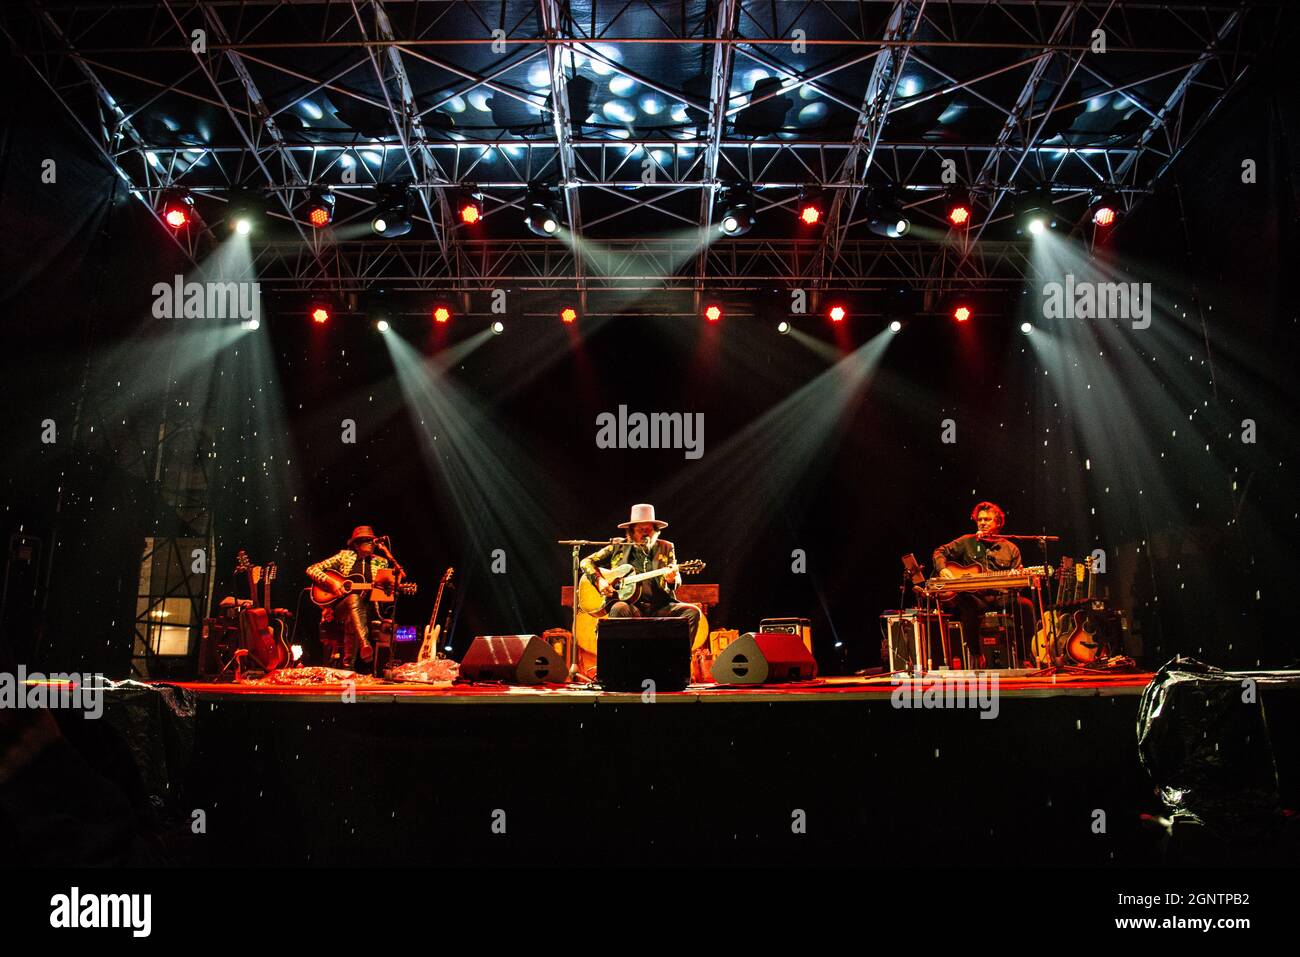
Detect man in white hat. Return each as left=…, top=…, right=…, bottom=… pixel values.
left=580, top=504, right=701, bottom=633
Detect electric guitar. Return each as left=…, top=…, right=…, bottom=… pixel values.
left=418, top=567, right=455, bottom=663
left=233, top=549, right=291, bottom=671
left=310, top=565, right=418, bottom=607
left=576, top=559, right=706, bottom=616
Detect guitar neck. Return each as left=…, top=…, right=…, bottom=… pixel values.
left=622, top=565, right=676, bottom=585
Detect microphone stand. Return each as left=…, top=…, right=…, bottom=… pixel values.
left=373, top=537, right=404, bottom=677
left=556, top=538, right=626, bottom=680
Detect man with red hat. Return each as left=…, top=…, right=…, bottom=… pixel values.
left=580, top=504, right=701, bottom=634
left=306, top=525, right=389, bottom=669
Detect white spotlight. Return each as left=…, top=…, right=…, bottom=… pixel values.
left=889, top=320, right=902, bottom=333
left=492, top=320, right=505, bottom=335
left=1020, top=322, right=1033, bottom=334
left=777, top=320, right=791, bottom=335
left=377, top=319, right=391, bottom=333
left=1027, top=218, right=1045, bottom=235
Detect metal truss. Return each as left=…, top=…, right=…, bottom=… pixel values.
left=1, top=0, right=1278, bottom=294
left=242, top=237, right=1032, bottom=297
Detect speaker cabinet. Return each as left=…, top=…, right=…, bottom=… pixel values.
left=596, top=617, right=691, bottom=692
left=461, top=635, right=566, bottom=684
left=759, top=616, right=812, bottom=654
left=712, top=631, right=818, bottom=685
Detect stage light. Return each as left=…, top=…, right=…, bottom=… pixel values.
left=226, top=189, right=263, bottom=235
left=866, top=191, right=909, bottom=238
left=704, top=305, right=722, bottom=322
left=376, top=319, right=391, bottom=333
left=953, top=305, right=972, bottom=322
left=492, top=320, right=505, bottom=334
left=242, top=318, right=260, bottom=330
left=311, top=306, right=330, bottom=324
left=305, top=188, right=335, bottom=228
left=777, top=320, right=791, bottom=335
left=525, top=186, right=562, bottom=237
left=1020, top=321, right=1033, bottom=334
left=458, top=186, right=484, bottom=225
left=797, top=186, right=824, bottom=226
left=944, top=189, right=972, bottom=228
left=889, top=320, right=903, bottom=333
left=828, top=305, right=846, bottom=323
left=1015, top=188, right=1058, bottom=235
left=433, top=306, right=451, bottom=324
left=1090, top=192, right=1121, bottom=228
left=718, top=185, right=756, bottom=236
left=162, top=190, right=193, bottom=229
left=371, top=185, right=414, bottom=236
left=561, top=307, right=578, bottom=324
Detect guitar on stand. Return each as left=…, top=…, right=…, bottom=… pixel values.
left=233, top=549, right=292, bottom=671
left=418, top=567, right=455, bottom=662
left=1031, top=557, right=1075, bottom=667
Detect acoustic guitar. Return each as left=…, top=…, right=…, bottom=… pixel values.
left=576, top=559, right=706, bottom=616
left=233, top=549, right=291, bottom=671
left=1063, top=556, right=1107, bottom=663
left=310, top=566, right=418, bottom=607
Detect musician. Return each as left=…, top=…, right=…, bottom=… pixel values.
left=933, top=501, right=1036, bottom=667
left=306, top=526, right=388, bottom=669
left=580, top=504, right=701, bottom=634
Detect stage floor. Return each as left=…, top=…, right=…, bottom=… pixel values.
left=163, top=669, right=1154, bottom=703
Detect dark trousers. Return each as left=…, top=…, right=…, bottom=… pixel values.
left=953, top=593, right=1036, bottom=667
left=608, top=599, right=701, bottom=636
left=337, top=593, right=373, bottom=668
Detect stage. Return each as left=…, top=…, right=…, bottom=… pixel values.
left=77, top=670, right=1164, bottom=866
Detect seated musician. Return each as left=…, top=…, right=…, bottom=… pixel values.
left=932, top=501, right=1036, bottom=667
left=580, top=504, right=701, bottom=634
left=306, top=525, right=387, bottom=669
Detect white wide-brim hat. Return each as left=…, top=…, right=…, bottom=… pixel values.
left=617, top=503, right=668, bottom=529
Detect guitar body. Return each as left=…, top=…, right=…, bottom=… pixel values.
left=238, top=606, right=289, bottom=671
left=310, top=566, right=417, bottom=607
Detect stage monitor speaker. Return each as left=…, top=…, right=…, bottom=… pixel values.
left=461, top=635, right=566, bottom=684
left=596, top=617, right=691, bottom=692
left=759, top=616, right=812, bottom=654
left=712, top=631, right=818, bottom=685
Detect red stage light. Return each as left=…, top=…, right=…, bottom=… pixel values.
left=433, top=307, right=451, bottom=324
left=953, top=305, right=972, bottom=322
left=308, top=205, right=331, bottom=228
left=561, top=307, right=578, bottom=324
left=947, top=204, right=971, bottom=227
left=459, top=203, right=481, bottom=225
left=828, top=305, right=846, bottom=323
left=704, top=305, right=722, bottom=322
left=799, top=204, right=822, bottom=225
left=164, top=207, right=189, bottom=229
left=311, top=306, right=330, bottom=324
left=1092, top=206, right=1116, bottom=227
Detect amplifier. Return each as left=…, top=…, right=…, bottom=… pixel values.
left=759, top=617, right=812, bottom=654
left=880, top=610, right=948, bottom=673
